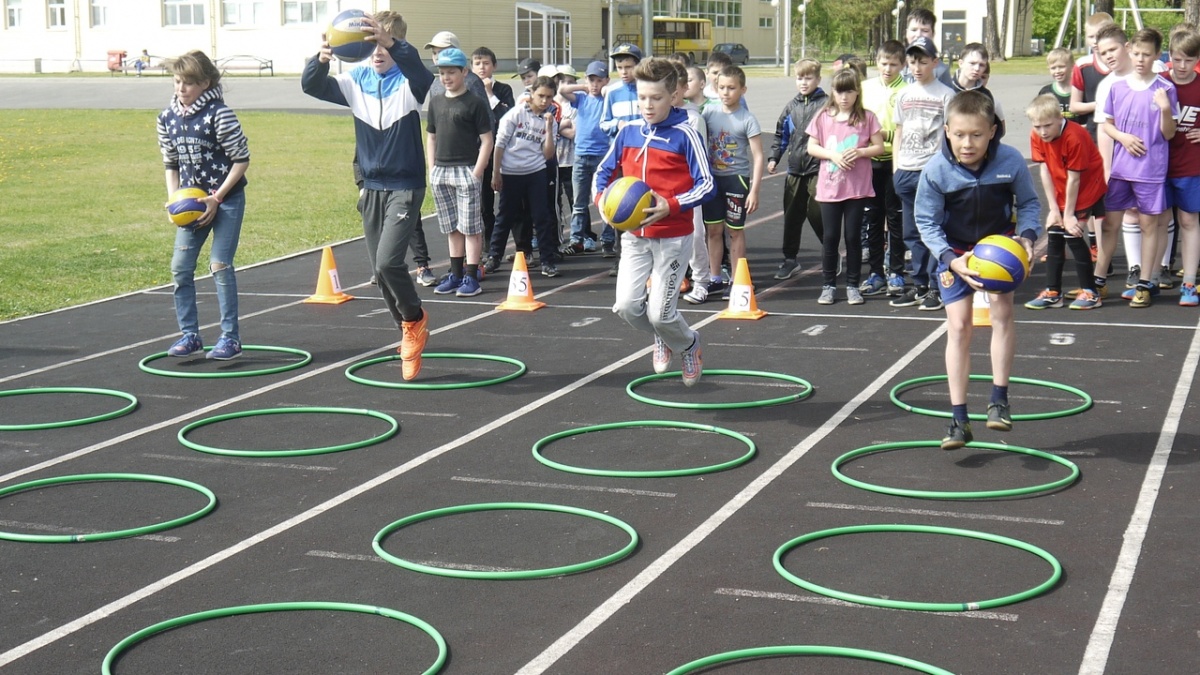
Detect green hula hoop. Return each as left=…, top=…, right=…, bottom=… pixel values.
left=346, top=353, right=527, bottom=390
left=532, top=420, right=756, bottom=478
left=773, top=523, right=1062, bottom=612
left=832, top=441, right=1081, bottom=499
left=666, top=645, right=955, bottom=675
left=178, top=407, right=398, bottom=457
left=890, top=375, right=1092, bottom=420
left=373, top=502, right=639, bottom=579
left=0, top=473, right=216, bottom=543
left=138, top=345, right=313, bottom=379
left=626, top=369, right=813, bottom=410
left=102, top=601, right=447, bottom=675
left=0, top=387, right=138, bottom=431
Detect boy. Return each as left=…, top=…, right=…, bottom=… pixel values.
left=1070, top=12, right=1117, bottom=137
left=669, top=60, right=712, bottom=302
left=599, top=43, right=643, bottom=263
left=1025, top=94, right=1104, bottom=310
left=704, top=51, right=735, bottom=109
left=766, top=58, right=826, bottom=282
left=915, top=90, right=1041, bottom=449
left=901, top=9, right=955, bottom=88
left=302, top=11, right=433, bottom=380
left=1167, top=29, right=1200, bottom=306
left=558, top=61, right=610, bottom=253
left=890, top=36, right=955, bottom=311
left=1040, top=48, right=1077, bottom=119
left=426, top=47, right=493, bottom=298
left=861, top=40, right=907, bottom=297
left=472, top=47, right=515, bottom=270
left=701, top=65, right=765, bottom=298
left=951, top=43, right=1006, bottom=131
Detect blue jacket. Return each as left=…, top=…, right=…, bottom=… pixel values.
left=600, top=80, right=639, bottom=137
left=769, top=88, right=826, bottom=176
left=915, top=126, right=1041, bottom=265
left=301, top=40, right=434, bottom=191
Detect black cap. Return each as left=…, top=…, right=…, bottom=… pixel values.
left=512, top=57, right=542, bottom=78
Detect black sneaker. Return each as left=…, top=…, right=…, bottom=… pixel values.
left=1126, top=265, right=1141, bottom=289
left=919, top=289, right=944, bottom=311
left=707, top=279, right=728, bottom=298
left=541, top=263, right=559, bottom=278
left=608, top=261, right=619, bottom=277
left=889, top=285, right=926, bottom=308
left=986, top=402, right=1012, bottom=431
left=941, top=418, right=973, bottom=450
left=774, top=259, right=800, bottom=280
left=483, top=256, right=500, bottom=275
left=601, top=243, right=616, bottom=258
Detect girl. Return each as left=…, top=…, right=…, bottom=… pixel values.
left=594, top=57, right=714, bottom=386
left=806, top=67, right=884, bottom=305
left=158, top=50, right=251, bottom=359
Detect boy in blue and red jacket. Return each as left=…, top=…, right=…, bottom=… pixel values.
left=595, top=57, right=714, bottom=387
left=915, top=90, right=1041, bottom=449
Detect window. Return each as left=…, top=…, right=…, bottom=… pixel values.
left=164, top=0, right=204, bottom=26
left=759, top=17, right=772, bottom=28
left=89, top=0, right=107, bottom=27
left=47, top=0, right=66, bottom=28
left=6, top=0, right=22, bottom=28
left=283, top=0, right=326, bottom=25
left=664, top=1, right=741, bottom=30
left=222, top=0, right=264, bottom=26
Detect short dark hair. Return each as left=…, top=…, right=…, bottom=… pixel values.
left=908, top=8, right=936, bottom=29
left=718, top=64, right=746, bottom=88
left=946, top=89, right=995, bottom=125
left=471, top=46, right=497, bottom=65
left=1131, top=27, right=1163, bottom=53
left=668, top=51, right=692, bottom=66
left=1096, top=24, right=1129, bottom=46
left=877, top=39, right=905, bottom=61
left=960, top=42, right=989, bottom=61
left=706, top=50, right=733, bottom=68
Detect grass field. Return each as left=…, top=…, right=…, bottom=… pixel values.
left=0, top=110, right=435, bottom=321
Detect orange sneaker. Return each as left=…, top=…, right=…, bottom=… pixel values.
left=398, top=310, right=429, bottom=380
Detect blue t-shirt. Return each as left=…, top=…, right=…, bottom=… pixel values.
left=573, top=91, right=609, bottom=157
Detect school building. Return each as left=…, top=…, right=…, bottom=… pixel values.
left=0, top=0, right=792, bottom=74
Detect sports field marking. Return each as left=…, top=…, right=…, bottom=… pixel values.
left=450, top=476, right=677, bottom=499
left=0, top=519, right=180, bottom=542
left=1077, top=318, right=1200, bottom=674
left=709, top=342, right=870, bottom=352
left=474, top=332, right=625, bottom=342
left=713, top=588, right=1021, bottom=622
left=805, top=502, right=1065, bottom=526
left=141, top=452, right=338, bottom=472
left=305, top=549, right=519, bottom=573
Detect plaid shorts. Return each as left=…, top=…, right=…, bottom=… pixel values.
left=431, top=165, right=484, bottom=236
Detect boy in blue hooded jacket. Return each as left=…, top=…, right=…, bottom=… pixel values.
left=915, top=90, right=1041, bottom=450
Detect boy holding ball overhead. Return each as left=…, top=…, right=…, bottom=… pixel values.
left=914, top=91, right=1041, bottom=449
left=594, top=57, right=714, bottom=386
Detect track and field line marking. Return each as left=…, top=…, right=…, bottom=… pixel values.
left=513, top=324, right=948, bottom=675
left=0, top=520, right=180, bottom=543
left=451, top=476, right=676, bottom=498
left=804, top=502, right=1065, bottom=526
left=709, top=342, right=869, bottom=352
left=713, top=588, right=1020, bottom=622
left=305, top=549, right=518, bottom=572
left=1077, top=318, right=1200, bottom=674
left=141, top=453, right=337, bottom=472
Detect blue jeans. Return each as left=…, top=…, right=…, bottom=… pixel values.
left=571, top=154, right=610, bottom=243
left=171, top=190, right=244, bottom=341
left=893, top=169, right=932, bottom=287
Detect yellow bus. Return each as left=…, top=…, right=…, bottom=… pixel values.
left=616, top=17, right=713, bottom=62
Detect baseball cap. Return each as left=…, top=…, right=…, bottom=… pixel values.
left=906, top=36, right=938, bottom=59
left=434, top=47, right=468, bottom=68
left=512, top=57, right=541, bottom=78
left=424, top=31, right=460, bottom=50
left=556, top=64, right=578, bottom=80
left=585, top=61, right=608, bottom=78
left=610, top=43, right=643, bottom=61
left=538, top=64, right=559, bottom=79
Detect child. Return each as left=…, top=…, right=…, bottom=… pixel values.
left=302, top=11, right=433, bottom=380
left=1025, top=94, right=1104, bottom=310
left=901, top=8, right=955, bottom=88
left=669, top=60, right=712, bottom=303
left=1070, top=12, right=1117, bottom=137
left=599, top=43, right=643, bottom=264
left=158, top=50, right=250, bottom=361
left=951, top=43, right=1006, bottom=132
left=766, top=58, right=826, bottom=282
left=134, top=49, right=151, bottom=76
left=1099, top=27, right=1178, bottom=307
left=426, top=47, right=494, bottom=298
left=558, top=61, right=609, bottom=253
left=595, top=57, right=714, bottom=386
left=491, top=76, right=560, bottom=277
left=806, top=68, right=884, bottom=305
left=472, top=47, right=515, bottom=270
left=704, top=50, right=735, bottom=109
left=701, top=65, right=764, bottom=298
left=890, top=36, right=955, bottom=311
left=1167, top=29, right=1200, bottom=306
left=915, top=90, right=1041, bottom=449
left=685, top=65, right=707, bottom=109
left=861, top=40, right=907, bottom=297
left=553, top=65, right=579, bottom=252
left=1040, top=48, right=1077, bottom=119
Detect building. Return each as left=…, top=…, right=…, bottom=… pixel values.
left=0, top=0, right=787, bottom=74
left=933, top=0, right=1033, bottom=61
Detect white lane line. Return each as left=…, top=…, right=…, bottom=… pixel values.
left=141, top=453, right=337, bottom=472
left=305, top=549, right=517, bottom=573
left=474, top=332, right=624, bottom=342
left=709, top=342, right=870, bottom=352
left=1077, top=318, right=1200, bottom=674
left=713, top=588, right=1020, bottom=622
left=0, top=520, right=180, bottom=543
left=805, top=502, right=1065, bottom=526
left=513, top=324, right=948, bottom=675
left=970, top=352, right=1139, bottom=364
left=450, top=476, right=676, bottom=499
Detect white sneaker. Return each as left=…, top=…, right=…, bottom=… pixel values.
left=683, top=283, right=709, bottom=304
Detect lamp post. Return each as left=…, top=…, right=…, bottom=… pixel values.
left=799, top=3, right=806, bottom=59
left=771, top=0, right=780, bottom=67
left=893, top=0, right=905, bottom=40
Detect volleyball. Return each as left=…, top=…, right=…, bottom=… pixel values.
left=967, top=235, right=1030, bottom=293
left=327, top=9, right=374, bottom=63
left=167, top=187, right=209, bottom=227
left=600, top=176, right=655, bottom=232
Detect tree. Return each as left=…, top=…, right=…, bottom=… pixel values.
left=1188, top=0, right=1200, bottom=27
left=984, top=0, right=1002, bottom=59
left=1094, top=0, right=1114, bottom=17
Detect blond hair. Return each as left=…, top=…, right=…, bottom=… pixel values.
left=1025, top=94, right=1063, bottom=122
left=794, top=58, right=820, bottom=78
left=1046, top=47, right=1072, bottom=66
left=374, top=11, right=407, bottom=41
left=1086, top=12, right=1115, bottom=31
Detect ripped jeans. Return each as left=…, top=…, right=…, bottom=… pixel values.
left=171, top=190, right=244, bottom=341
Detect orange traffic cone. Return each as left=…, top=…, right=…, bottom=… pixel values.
left=972, top=289, right=991, bottom=327
left=497, top=252, right=545, bottom=311
left=717, top=258, right=767, bottom=320
left=304, top=246, right=354, bottom=304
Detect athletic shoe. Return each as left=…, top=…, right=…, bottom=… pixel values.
left=608, top=261, right=619, bottom=277
left=167, top=333, right=203, bottom=357
left=680, top=277, right=693, bottom=294
left=919, top=290, right=943, bottom=311
left=1125, top=265, right=1140, bottom=289
left=1180, top=283, right=1199, bottom=307
left=434, top=273, right=461, bottom=295
left=846, top=287, right=865, bottom=305
left=941, top=418, right=973, bottom=450
left=1158, top=266, right=1175, bottom=289
left=416, top=266, right=437, bottom=287
left=1130, top=286, right=1153, bottom=308
left=683, top=283, right=709, bottom=304
left=1095, top=283, right=1109, bottom=300
left=1121, top=285, right=1160, bottom=300
left=207, top=336, right=242, bottom=361
left=601, top=243, right=616, bottom=258
left=483, top=257, right=500, bottom=275
left=1069, top=289, right=1102, bottom=310
left=1064, top=288, right=1082, bottom=300
left=1024, top=289, right=1063, bottom=310
left=398, top=310, right=429, bottom=381
left=652, top=335, right=672, bottom=374
left=456, top=275, right=482, bottom=297
left=889, top=286, right=926, bottom=308
left=986, top=402, right=1012, bottom=432
left=559, top=241, right=584, bottom=256
left=707, top=280, right=727, bottom=298
left=583, top=238, right=598, bottom=252
left=720, top=265, right=731, bottom=284
left=680, top=334, right=703, bottom=387
left=541, top=263, right=559, bottom=278
left=370, top=275, right=378, bottom=285
left=774, top=259, right=799, bottom=280
left=817, top=285, right=836, bottom=305
left=886, top=273, right=905, bottom=296
left=860, top=273, right=887, bottom=296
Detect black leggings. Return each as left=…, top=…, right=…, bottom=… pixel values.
left=1045, top=227, right=1095, bottom=293
left=819, top=198, right=868, bottom=287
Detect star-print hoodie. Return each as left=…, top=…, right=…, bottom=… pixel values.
left=157, top=85, right=250, bottom=194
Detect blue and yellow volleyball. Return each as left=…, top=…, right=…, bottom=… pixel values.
left=601, top=176, right=655, bottom=232
left=327, top=9, right=374, bottom=63
left=967, top=235, right=1030, bottom=293
left=166, top=187, right=208, bottom=227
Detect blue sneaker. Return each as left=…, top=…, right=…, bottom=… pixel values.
left=886, top=273, right=905, bottom=296
left=860, top=273, right=887, bottom=296
left=1180, top=283, right=1199, bottom=307
left=167, top=333, right=203, bottom=357
left=207, top=336, right=242, bottom=360
left=456, top=274, right=482, bottom=297
left=434, top=273, right=461, bottom=295
left=582, top=238, right=597, bottom=252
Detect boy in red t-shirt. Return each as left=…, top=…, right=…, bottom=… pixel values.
left=1168, top=30, right=1200, bottom=305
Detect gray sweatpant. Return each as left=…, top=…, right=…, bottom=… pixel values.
left=360, top=188, right=425, bottom=325
left=613, top=231, right=698, bottom=353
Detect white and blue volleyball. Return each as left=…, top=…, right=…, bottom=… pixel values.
left=967, top=235, right=1030, bottom=293
left=601, top=176, right=655, bottom=232
left=327, top=9, right=374, bottom=63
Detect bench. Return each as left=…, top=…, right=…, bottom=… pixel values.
left=121, top=55, right=167, bottom=76
left=215, top=54, right=274, bottom=77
